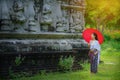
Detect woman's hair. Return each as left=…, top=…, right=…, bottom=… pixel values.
left=93, top=33, right=98, bottom=40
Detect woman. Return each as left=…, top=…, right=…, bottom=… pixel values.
left=88, top=33, right=100, bottom=73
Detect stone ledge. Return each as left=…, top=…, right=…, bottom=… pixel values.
left=0, top=39, right=88, bottom=53
left=0, top=33, right=82, bottom=39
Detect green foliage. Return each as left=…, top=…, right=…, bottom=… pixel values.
left=79, top=60, right=89, bottom=71
left=9, top=67, right=29, bottom=79
left=15, top=55, right=25, bottom=66
left=12, top=53, right=120, bottom=80
left=31, top=60, right=36, bottom=65
left=103, top=33, right=111, bottom=41
left=9, top=66, right=14, bottom=79
left=103, top=30, right=120, bottom=41
left=10, top=72, right=29, bottom=79
left=40, top=70, right=46, bottom=75
left=59, top=56, right=74, bottom=71
left=102, top=40, right=120, bottom=53
left=85, top=0, right=120, bottom=30
left=111, top=32, right=120, bottom=41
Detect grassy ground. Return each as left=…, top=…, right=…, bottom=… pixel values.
left=14, top=54, right=120, bottom=80
left=12, top=40, right=120, bottom=80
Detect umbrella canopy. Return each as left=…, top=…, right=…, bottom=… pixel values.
left=82, top=28, right=104, bottom=44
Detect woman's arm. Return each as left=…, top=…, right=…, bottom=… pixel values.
left=89, top=49, right=98, bottom=55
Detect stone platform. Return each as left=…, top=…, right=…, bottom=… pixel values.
left=0, top=0, right=88, bottom=78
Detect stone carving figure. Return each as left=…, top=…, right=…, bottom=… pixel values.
left=62, top=17, right=68, bottom=32
left=56, top=17, right=63, bottom=32
left=10, top=0, right=26, bottom=31
left=70, top=11, right=83, bottom=32
left=34, top=0, right=41, bottom=20
left=0, top=0, right=11, bottom=31
left=56, top=16, right=68, bottom=32
left=11, top=0, right=26, bottom=23
left=40, top=0, right=52, bottom=32
left=27, top=0, right=36, bottom=32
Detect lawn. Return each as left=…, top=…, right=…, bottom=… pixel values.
left=13, top=40, right=120, bottom=80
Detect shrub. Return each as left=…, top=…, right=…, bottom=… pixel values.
left=111, top=31, right=120, bottom=41
left=78, top=60, right=89, bottom=71
left=103, top=30, right=120, bottom=41
left=59, top=56, right=74, bottom=71
left=9, top=67, right=29, bottom=79
left=103, top=33, right=111, bottom=41
left=15, top=55, right=25, bottom=66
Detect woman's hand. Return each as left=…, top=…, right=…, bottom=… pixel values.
left=89, top=49, right=94, bottom=53
left=94, top=51, right=98, bottom=55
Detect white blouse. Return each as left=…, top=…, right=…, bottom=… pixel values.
left=90, top=40, right=100, bottom=51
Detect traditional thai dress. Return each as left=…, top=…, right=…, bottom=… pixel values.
left=88, top=40, right=100, bottom=73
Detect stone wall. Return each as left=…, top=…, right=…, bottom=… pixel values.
left=0, top=0, right=85, bottom=33
left=0, top=0, right=87, bottom=52
left=0, top=39, right=88, bottom=52
left=0, top=0, right=89, bottom=78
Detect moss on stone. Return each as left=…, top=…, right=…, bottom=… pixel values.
left=0, top=33, right=82, bottom=39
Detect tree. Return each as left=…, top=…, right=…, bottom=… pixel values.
left=85, top=0, right=120, bottom=31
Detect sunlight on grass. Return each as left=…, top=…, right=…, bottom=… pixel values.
left=16, top=54, right=120, bottom=80
left=17, top=61, right=120, bottom=80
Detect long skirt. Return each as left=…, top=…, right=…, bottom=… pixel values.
left=89, top=50, right=98, bottom=73
left=97, top=51, right=100, bottom=64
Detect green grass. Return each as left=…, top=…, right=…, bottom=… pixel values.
left=16, top=55, right=120, bottom=80
left=11, top=41, right=120, bottom=80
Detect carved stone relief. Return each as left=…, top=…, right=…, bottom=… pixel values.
left=9, top=0, right=26, bottom=32
left=0, top=0, right=11, bottom=31
left=0, top=0, right=85, bottom=33
left=40, top=0, right=52, bottom=32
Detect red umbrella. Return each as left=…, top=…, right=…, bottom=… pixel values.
left=82, top=28, right=104, bottom=44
